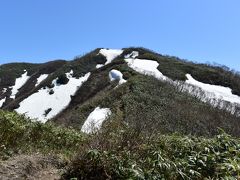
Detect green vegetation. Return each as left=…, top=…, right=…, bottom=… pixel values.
left=0, top=63, right=40, bottom=87
left=1, top=48, right=240, bottom=179
left=128, top=47, right=240, bottom=96
left=0, top=110, right=85, bottom=160
left=0, top=109, right=239, bottom=179
left=63, top=125, right=240, bottom=179
left=58, top=69, right=240, bottom=137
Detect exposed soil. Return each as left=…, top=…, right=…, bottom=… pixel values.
left=0, top=154, right=63, bottom=180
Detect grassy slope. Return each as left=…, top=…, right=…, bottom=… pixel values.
left=0, top=110, right=239, bottom=179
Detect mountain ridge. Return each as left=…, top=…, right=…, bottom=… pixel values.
left=1, top=47, right=240, bottom=137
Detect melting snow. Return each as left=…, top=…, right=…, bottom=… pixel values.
left=185, top=74, right=240, bottom=104
left=10, top=71, right=30, bottom=99
left=125, top=51, right=139, bottom=59
left=81, top=107, right=112, bottom=134
left=96, top=64, right=104, bottom=69
left=125, top=51, right=240, bottom=114
left=125, top=58, right=167, bottom=81
left=96, top=48, right=123, bottom=68
left=35, top=74, right=49, bottom=86
left=0, top=97, right=6, bottom=108
left=109, top=69, right=127, bottom=85
left=15, top=70, right=91, bottom=123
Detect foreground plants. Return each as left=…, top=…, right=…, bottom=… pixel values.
left=0, top=110, right=240, bottom=179
left=64, top=127, right=240, bottom=179
left=0, top=110, right=85, bottom=159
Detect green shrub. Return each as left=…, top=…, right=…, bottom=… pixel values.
left=63, top=127, right=240, bottom=179
left=0, top=110, right=85, bottom=159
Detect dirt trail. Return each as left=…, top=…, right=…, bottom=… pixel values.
left=0, top=154, right=63, bottom=180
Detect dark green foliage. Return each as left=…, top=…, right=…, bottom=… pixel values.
left=63, top=125, right=240, bottom=179
left=58, top=71, right=240, bottom=137
left=0, top=110, right=85, bottom=159
left=135, top=50, right=240, bottom=96
left=56, top=74, right=69, bottom=85
left=0, top=63, right=40, bottom=87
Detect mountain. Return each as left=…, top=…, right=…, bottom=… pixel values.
left=1, top=47, right=240, bottom=179
left=1, top=47, right=240, bottom=137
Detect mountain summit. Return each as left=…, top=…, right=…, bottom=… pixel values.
left=1, top=47, right=240, bottom=136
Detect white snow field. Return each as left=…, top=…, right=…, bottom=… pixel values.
left=125, top=58, right=167, bottom=81
left=125, top=51, right=240, bottom=114
left=185, top=74, right=240, bottom=105
left=109, top=69, right=127, bottom=85
left=35, top=74, right=49, bottom=86
left=81, top=107, right=112, bottom=134
left=96, top=48, right=123, bottom=68
left=0, top=97, right=6, bottom=108
left=10, top=70, right=30, bottom=99
left=15, top=70, right=91, bottom=123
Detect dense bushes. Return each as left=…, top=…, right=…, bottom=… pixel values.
left=0, top=110, right=85, bottom=159
left=0, top=110, right=239, bottom=179
left=0, top=63, right=40, bottom=87
left=56, top=74, right=69, bottom=85
left=60, top=71, right=240, bottom=137
left=63, top=125, right=240, bottom=179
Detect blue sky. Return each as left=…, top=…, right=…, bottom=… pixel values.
left=0, top=0, right=239, bottom=71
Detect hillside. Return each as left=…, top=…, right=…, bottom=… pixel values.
left=1, top=47, right=240, bottom=137
left=1, top=48, right=240, bottom=179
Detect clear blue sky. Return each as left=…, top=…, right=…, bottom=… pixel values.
left=0, top=0, right=239, bottom=71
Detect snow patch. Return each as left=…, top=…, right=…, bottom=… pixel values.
left=185, top=74, right=240, bottom=105
left=15, top=71, right=91, bottom=123
left=125, top=58, right=167, bottom=81
left=96, top=64, right=104, bottom=69
left=96, top=49, right=123, bottom=68
left=35, top=74, right=49, bottom=86
left=81, top=107, right=112, bottom=134
left=125, top=51, right=240, bottom=115
left=10, top=70, right=30, bottom=99
left=2, top=88, right=7, bottom=94
left=0, top=97, right=6, bottom=108
left=109, top=69, right=127, bottom=85
left=125, top=51, right=139, bottom=59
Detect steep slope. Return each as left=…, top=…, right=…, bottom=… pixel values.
left=1, top=47, right=240, bottom=137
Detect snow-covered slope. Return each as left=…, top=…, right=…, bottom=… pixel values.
left=81, top=107, right=112, bottom=134
left=125, top=51, right=240, bottom=114
left=10, top=71, right=30, bottom=99
left=125, top=58, right=167, bottom=81
left=185, top=74, right=240, bottom=105
left=35, top=74, right=49, bottom=87
left=15, top=71, right=90, bottom=122
left=96, top=48, right=123, bottom=68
